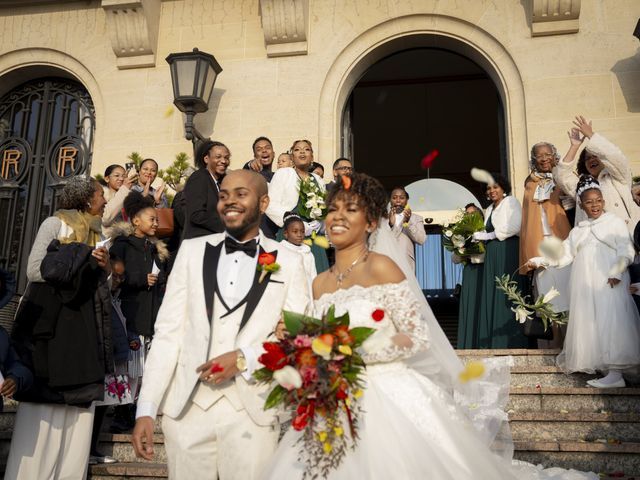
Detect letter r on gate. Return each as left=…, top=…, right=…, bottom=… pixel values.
left=57, top=146, right=78, bottom=177
left=1, top=149, right=21, bottom=179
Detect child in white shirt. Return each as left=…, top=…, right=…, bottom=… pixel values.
left=280, top=212, right=317, bottom=293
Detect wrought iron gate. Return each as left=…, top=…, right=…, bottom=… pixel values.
left=0, top=78, right=95, bottom=292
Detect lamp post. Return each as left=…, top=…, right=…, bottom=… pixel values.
left=166, top=48, right=222, bottom=154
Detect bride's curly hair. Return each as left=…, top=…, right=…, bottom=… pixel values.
left=327, top=172, right=388, bottom=224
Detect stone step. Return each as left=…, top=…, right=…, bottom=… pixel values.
left=513, top=440, right=640, bottom=474
left=89, top=462, right=167, bottom=479
left=457, top=348, right=561, bottom=367
left=98, top=434, right=167, bottom=464
left=509, top=412, right=640, bottom=442
left=507, top=386, right=640, bottom=413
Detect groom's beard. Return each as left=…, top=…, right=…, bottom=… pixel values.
left=224, top=203, right=262, bottom=239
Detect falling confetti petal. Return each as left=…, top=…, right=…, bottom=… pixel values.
left=538, top=236, right=564, bottom=262
left=608, top=256, right=627, bottom=277
left=421, top=149, right=439, bottom=169
left=314, top=235, right=330, bottom=249
left=470, top=168, right=495, bottom=186
left=341, top=175, right=352, bottom=190
left=164, top=105, right=175, bottom=118
left=303, top=239, right=313, bottom=246
left=458, top=361, right=485, bottom=383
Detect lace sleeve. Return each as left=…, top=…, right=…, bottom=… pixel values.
left=362, top=282, right=430, bottom=364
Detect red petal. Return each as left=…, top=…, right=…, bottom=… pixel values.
left=420, top=149, right=439, bottom=169
left=371, top=309, right=385, bottom=322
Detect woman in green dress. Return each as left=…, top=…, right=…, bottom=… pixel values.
left=456, top=203, right=486, bottom=349
left=472, top=175, right=530, bottom=348
left=265, top=139, right=329, bottom=273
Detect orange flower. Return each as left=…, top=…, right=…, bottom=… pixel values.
left=296, top=347, right=318, bottom=367
left=334, top=325, right=354, bottom=345
left=258, top=252, right=276, bottom=266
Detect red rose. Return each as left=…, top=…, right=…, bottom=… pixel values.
left=258, top=342, right=288, bottom=371
left=258, top=252, right=276, bottom=266
left=336, top=389, right=348, bottom=400
left=371, top=309, right=385, bottom=322
left=292, top=413, right=308, bottom=431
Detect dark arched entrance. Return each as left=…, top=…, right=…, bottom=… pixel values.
left=0, top=77, right=96, bottom=292
left=343, top=48, right=506, bottom=345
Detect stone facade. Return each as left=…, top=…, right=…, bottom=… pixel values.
left=0, top=0, right=639, bottom=197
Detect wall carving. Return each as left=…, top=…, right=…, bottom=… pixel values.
left=259, top=0, right=308, bottom=57
left=531, top=0, right=581, bottom=37
left=101, top=0, right=161, bottom=69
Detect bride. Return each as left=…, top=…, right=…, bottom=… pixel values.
left=261, top=173, right=596, bottom=480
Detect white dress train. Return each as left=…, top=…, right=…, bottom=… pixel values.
left=261, top=282, right=597, bottom=480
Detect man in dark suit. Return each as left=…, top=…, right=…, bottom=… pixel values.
left=326, top=157, right=353, bottom=190
left=182, top=140, right=230, bottom=240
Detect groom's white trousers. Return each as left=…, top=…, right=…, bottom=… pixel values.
left=162, top=397, right=279, bottom=480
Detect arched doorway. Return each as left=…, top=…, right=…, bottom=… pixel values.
left=344, top=47, right=506, bottom=202
left=0, top=77, right=96, bottom=292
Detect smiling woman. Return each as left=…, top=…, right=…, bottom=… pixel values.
left=554, top=116, right=640, bottom=234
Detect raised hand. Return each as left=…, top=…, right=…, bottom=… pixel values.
left=572, top=115, right=594, bottom=139
left=567, top=128, right=583, bottom=146
left=153, top=181, right=166, bottom=206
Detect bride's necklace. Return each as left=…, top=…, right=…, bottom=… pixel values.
left=332, top=248, right=369, bottom=288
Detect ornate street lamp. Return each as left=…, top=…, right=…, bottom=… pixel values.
left=166, top=48, right=222, bottom=146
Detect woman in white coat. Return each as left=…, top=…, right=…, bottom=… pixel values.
left=554, top=115, right=640, bottom=235
left=265, top=139, right=329, bottom=273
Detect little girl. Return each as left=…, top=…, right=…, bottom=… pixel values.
left=109, top=191, right=169, bottom=340
left=280, top=212, right=317, bottom=292
left=529, top=175, right=640, bottom=388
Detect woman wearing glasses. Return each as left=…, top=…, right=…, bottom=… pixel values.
left=519, top=142, right=573, bottom=347
left=555, top=115, right=640, bottom=235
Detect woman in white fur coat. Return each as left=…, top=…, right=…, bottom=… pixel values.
left=554, top=115, right=640, bottom=235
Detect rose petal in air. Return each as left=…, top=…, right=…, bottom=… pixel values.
left=421, top=149, right=439, bottom=169
left=470, top=168, right=495, bottom=186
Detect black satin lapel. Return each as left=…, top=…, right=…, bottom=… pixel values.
left=203, top=242, right=223, bottom=323
left=239, top=247, right=279, bottom=331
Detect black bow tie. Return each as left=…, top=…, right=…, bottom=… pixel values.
left=224, top=237, right=257, bottom=257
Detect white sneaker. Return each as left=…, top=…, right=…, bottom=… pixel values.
left=586, top=378, right=626, bottom=388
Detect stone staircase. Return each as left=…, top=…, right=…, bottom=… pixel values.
left=0, top=349, right=638, bottom=478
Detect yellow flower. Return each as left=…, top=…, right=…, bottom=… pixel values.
left=353, top=389, right=363, bottom=398
left=323, top=442, right=332, bottom=454
left=458, top=361, right=485, bottom=383
left=334, top=426, right=344, bottom=436
left=318, top=431, right=327, bottom=442
left=313, top=235, right=330, bottom=250
left=311, top=337, right=332, bottom=360
left=338, top=345, right=352, bottom=356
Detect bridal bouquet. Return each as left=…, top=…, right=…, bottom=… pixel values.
left=441, top=209, right=486, bottom=263
left=298, top=177, right=327, bottom=220
left=254, top=307, right=375, bottom=479
left=495, top=274, right=567, bottom=331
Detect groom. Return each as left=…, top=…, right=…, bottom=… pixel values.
left=132, top=170, right=311, bottom=479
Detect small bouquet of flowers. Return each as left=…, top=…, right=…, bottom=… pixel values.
left=299, top=177, right=327, bottom=220
left=495, top=274, right=567, bottom=332
left=441, top=209, right=486, bottom=264
left=254, top=307, right=375, bottom=479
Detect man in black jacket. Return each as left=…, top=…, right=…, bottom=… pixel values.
left=182, top=140, right=229, bottom=240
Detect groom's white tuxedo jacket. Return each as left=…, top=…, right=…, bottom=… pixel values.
left=138, top=231, right=311, bottom=426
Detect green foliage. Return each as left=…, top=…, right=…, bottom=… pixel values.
left=158, top=152, right=193, bottom=191
left=94, top=173, right=104, bottom=184
left=264, top=384, right=287, bottom=410
left=127, top=152, right=144, bottom=170
left=349, top=327, right=376, bottom=346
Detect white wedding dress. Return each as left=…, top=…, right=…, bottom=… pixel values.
left=261, top=281, right=597, bottom=480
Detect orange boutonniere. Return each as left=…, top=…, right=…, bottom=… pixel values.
left=257, top=252, right=280, bottom=283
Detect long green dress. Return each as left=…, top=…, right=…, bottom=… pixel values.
left=476, top=214, right=529, bottom=348
left=457, top=261, right=484, bottom=349
left=276, top=174, right=329, bottom=274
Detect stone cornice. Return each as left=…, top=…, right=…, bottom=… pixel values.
left=101, top=0, right=161, bottom=69
left=531, top=0, right=581, bottom=37
left=259, top=0, right=308, bottom=57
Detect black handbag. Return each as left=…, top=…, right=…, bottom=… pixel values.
left=521, top=316, right=554, bottom=340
